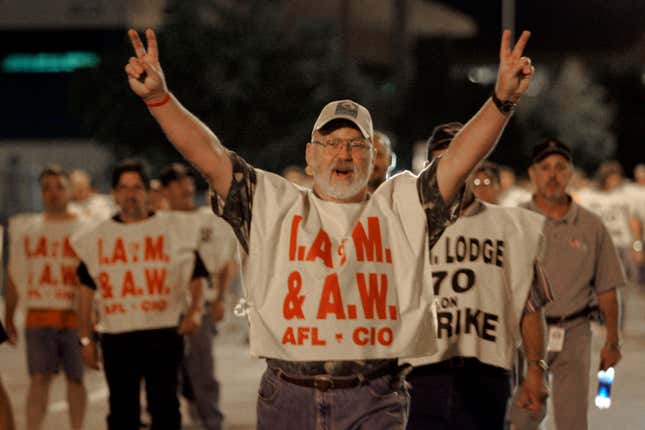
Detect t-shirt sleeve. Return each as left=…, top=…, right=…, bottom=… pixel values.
left=192, top=251, right=210, bottom=281
left=416, top=156, right=465, bottom=249
left=210, top=151, right=257, bottom=255
left=592, top=222, right=627, bottom=293
left=523, top=261, right=555, bottom=314
left=76, top=261, right=97, bottom=290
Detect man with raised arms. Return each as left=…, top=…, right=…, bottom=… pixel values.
left=124, top=28, right=535, bottom=428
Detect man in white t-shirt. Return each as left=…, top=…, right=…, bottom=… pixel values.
left=124, top=27, right=536, bottom=428
left=4, top=165, right=88, bottom=430
left=69, top=169, right=115, bottom=220
left=577, top=161, right=644, bottom=282
left=161, top=163, right=238, bottom=430
left=73, top=159, right=208, bottom=430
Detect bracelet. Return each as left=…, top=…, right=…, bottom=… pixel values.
left=145, top=92, right=170, bottom=107
left=633, top=240, right=643, bottom=253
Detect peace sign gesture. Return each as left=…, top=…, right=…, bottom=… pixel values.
left=495, top=30, right=535, bottom=103
left=125, top=28, right=168, bottom=103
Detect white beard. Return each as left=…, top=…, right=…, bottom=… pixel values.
left=311, top=159, right=373, bottom=200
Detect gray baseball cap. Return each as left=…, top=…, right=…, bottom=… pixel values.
left=312, top=99, right=373, bottom=139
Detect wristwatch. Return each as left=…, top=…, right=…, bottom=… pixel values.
left=79, top=336, right=92, bottom=347
left=527, top=359, right=549, bottom=372
left=491, top=91, right=517, bottom=114
left=604, top=341, right=621, bottom=351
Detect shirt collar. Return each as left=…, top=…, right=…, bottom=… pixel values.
left=527, top=194, right=579, bottom=224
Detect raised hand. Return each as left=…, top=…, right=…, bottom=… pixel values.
left=125, top=28, right=168, bottom=103
left=495, top=30, right=535, bottom=103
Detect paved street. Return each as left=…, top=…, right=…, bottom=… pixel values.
left=2, top=284, right=645, bottom=429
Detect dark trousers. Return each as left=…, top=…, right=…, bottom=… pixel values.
left=407, top=357, right=511, bottom=430
left=101, top=327, right=183, bottom=430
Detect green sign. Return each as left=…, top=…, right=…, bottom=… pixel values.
left=2, top=51, right=100, bottom=73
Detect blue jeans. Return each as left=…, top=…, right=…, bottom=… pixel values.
left=256, top=366, right=409, bottom=430
left=407, top=358, right=511, bottom=430
left=182, top=311, right=223, bottom=430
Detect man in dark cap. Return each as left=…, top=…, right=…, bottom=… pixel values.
left=510, top=138, right=625, bottom=430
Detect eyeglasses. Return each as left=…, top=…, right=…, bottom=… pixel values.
left=472, top=177, right=494, bottom=187
left=311, top=138, right=371, bottom=155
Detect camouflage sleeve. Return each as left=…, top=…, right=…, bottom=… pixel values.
left=417, top=156, right=464, bottom=249
left=210, top=151, right=256, bottom=254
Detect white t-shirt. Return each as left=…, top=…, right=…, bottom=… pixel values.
left=499, top=186, right=531, bottom=207
left=70, top=193, right=115, bottom=221
left=623, top=183, right=645, bottom=224
left=197, top=206, right=238, bottom=271
left=407, top=203, right=545, bottom=370
left=178, top=207, right=238, bottom=301
left=8, top=213, right=90, bottom=310
left=241, top=168, right=452, bottom=361
left=72, top=212, right=200, bottom=334
left=577, top=186, right=636, bottom=248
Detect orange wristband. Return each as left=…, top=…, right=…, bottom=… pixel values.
left=145, top=93, right=170, bottom=107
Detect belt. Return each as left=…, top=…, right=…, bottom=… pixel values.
left=270, top=362, right=405, bottom=392
left=545, top=306, right=594, bottom=325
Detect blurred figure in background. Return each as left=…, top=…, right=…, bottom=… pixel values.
left=281, top=165, right=312, bottom=188
left=498, top=165, right=531, bottom=207
left=471, top=161, right=502, bottom=204
left=626, top=164, right=645, bottom=283
left=568, top=167, right=592, bottom=201
left=633, top=164, right=645, bottom=186
left=577, top=161, right=644, bottom=283
left=161, top=163, right=238, bottom=430
left=5, top=165, right=88, bottom=430
left=148, top=179, right=170, bottom=211
left=1, top=290, right=16, bottom=430
left=367, top=130, right=395, bottom=192
left=69, top=169, right=115, bottom=219
left=1, top=222, right=15, bottom=430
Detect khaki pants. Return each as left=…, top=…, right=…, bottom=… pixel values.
left=510, top=319, right=591, bottom=430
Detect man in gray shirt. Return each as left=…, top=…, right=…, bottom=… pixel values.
left=511, top=138, right=625, bottom=430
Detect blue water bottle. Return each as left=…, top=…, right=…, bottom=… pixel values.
left=594, top=367, right=615, bottom=409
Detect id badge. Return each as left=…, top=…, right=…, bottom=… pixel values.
left=547, top=326, right=565, bottom=352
